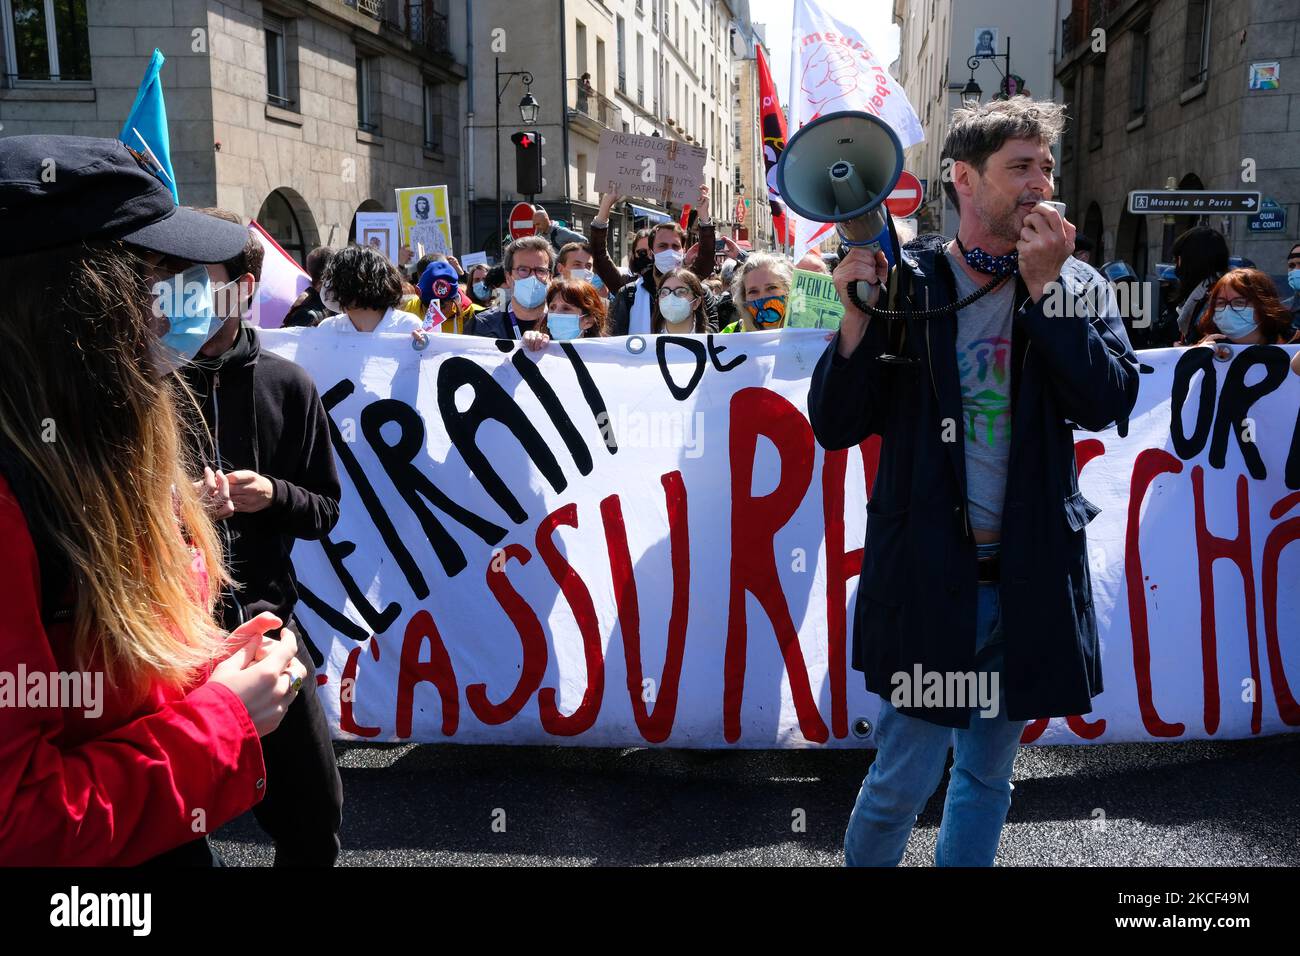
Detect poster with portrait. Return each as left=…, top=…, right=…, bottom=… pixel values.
left=355, top=212, right=400, bottom=263
left=395, top=185, right=454, bottom=257
left=974, top=27, right=998, bottom=57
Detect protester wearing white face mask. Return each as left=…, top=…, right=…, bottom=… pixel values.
left=556, top=241, right=604, bottom=292
left=652, top=269, right=710, bottom=334
left=1192, top=268, right=1294, bottom=349
left=608, top=185, right=721, bottom=335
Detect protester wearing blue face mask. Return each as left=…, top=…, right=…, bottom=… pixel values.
left=541, top=279, right=609, bottom=343
left=1283, top=242, right=1300, bottom=336
left=467, top=235, right=553, bottom=341
left=1191, top=268, right=1294, bottom=349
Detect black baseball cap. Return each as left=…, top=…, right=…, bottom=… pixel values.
left=0, top=134, right=248, bottom=262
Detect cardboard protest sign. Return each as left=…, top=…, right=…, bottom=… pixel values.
left=355, top=212, right=400, bottom=263
left=395, top=185, right=453, bottom=256
left=788, top=268, right=844, bottom=329
left=595, top=130, right=707, bottom=207
left=260, top=329, right=1300, bottom=749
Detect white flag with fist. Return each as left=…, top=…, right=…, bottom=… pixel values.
left=788, top=0, right=924, bottom=256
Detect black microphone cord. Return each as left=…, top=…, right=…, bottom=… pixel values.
left=846, top=269, right=1013, bottom=318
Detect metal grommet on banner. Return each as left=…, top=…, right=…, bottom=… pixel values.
left=852, top=717, right=873, bottom=739
left=412, top=330, right=430, bottom=352
left=1212, top=344, right=1233, bottom=363
left=626, top=335, right=647, bottom=355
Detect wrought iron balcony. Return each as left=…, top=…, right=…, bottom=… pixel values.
left=569, top=78, right=621, bottom=129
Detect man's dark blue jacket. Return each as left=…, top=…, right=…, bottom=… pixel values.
left=809, top=234, right=1140, bottom=728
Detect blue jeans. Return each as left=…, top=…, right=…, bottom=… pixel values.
left=844, top=579, right=1028, bottom=866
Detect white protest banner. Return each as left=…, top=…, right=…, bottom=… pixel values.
left=788, top=0, right=925, bottom=257
left=595, top=129, right=708, bottom=207
left=249, top=220, right=310, bottom=329
left=260, top=328, right=1300, bottom=748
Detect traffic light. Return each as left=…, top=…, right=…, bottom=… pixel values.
left=511, top=130, right=543, bottom=197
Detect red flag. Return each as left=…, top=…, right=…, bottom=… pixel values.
left=756, top=46, right=793, bottom=247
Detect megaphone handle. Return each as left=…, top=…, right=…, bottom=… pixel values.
left=848, top=279, right=878, bottom=314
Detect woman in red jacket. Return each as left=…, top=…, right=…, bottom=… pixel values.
left=0, top=135, right=305, bottom=866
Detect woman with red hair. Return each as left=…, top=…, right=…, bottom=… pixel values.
left=519, top=278, right=611, bottom=350
left=1192, top=268, right=1295, bottom=347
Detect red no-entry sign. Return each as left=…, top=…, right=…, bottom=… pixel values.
left=885, top=171, right=923, bottom=218
left=509, top=202, right=535, bottom=240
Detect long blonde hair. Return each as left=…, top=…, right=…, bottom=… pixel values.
left=730, top=252, right=794, bottom=331
left=0, top=241, right=229, bottom=698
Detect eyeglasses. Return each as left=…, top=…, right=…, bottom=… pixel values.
left=657, top=287, right=694, bottom=300
left=1218, top=297, right=1250, bottom=310
left=512, top=265, right=553, bottom=280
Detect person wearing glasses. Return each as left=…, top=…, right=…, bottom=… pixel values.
left=467, top=235, right=555, bottom=344
left=1189, top=268, right=1295, bottom=349
left=652, top=269, right=712, bottom=334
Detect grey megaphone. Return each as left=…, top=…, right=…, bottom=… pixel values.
left=776, top=111, right=904, bottom=305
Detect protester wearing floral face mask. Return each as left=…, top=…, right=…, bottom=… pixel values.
left=1193, top=268, right=1294, bottom=349
left=721, top=252, right=794, bottom=333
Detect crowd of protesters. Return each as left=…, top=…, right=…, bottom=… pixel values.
left=0, top=112, right=1297, bottom=869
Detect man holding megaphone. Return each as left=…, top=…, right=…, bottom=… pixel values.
left=802, top=98, right=1139, bottom=866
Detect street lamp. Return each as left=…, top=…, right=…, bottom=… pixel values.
left=495, top=57, right=538, bottom=252
left=962, top=35, right=1012, bottom=107
left=518, top=91, right=540, bottom=124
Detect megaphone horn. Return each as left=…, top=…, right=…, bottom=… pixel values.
left=776, top=110, right=905, bottom=275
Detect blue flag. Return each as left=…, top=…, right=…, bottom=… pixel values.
left=120, top=49, right=178, bottom=204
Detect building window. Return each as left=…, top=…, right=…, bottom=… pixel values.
left=422, top=78, right=441, bottom=151
left=1129, top=21, right=1149, bottom=118
left=1088, top=58, right=1105, bottom=150
left=636, top=32, right=644, bottom=105
left=265, top=12, right=290, bottom=107
left=1183, top=0, right=1212, bottom=87
left=2, top=0, right=90, bottom=82
left=616, top=16, right=626, bottom=94
left=356, top=54, right=379, bottom=132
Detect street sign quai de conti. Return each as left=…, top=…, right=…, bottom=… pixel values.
left=1127, top=190, right=1262, bottom=215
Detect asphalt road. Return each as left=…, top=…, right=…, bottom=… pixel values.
left=212, top=733, right=1300, bottom=867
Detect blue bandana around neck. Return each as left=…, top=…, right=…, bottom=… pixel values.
left=956, top=235, right=1019, bottom=277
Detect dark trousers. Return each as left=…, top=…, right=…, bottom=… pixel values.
left=252, top=625, right=344, bottom=866
left=141, top=616, right=343, bottom=867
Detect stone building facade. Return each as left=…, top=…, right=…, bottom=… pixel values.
left=1055, top=0, right=1299, bottom=279
left=0, top=0, right=466, bottom=265
left=465, top=0, right=740, bottom=261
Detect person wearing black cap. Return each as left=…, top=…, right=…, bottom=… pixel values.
left=178, top=207, right=344, bottom=867
left=0, top=135, right=306, bottom=865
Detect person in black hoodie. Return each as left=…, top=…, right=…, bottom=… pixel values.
left=179, top=208, right=344, bottom=866
left=283, top=245, right=335, bottom=327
